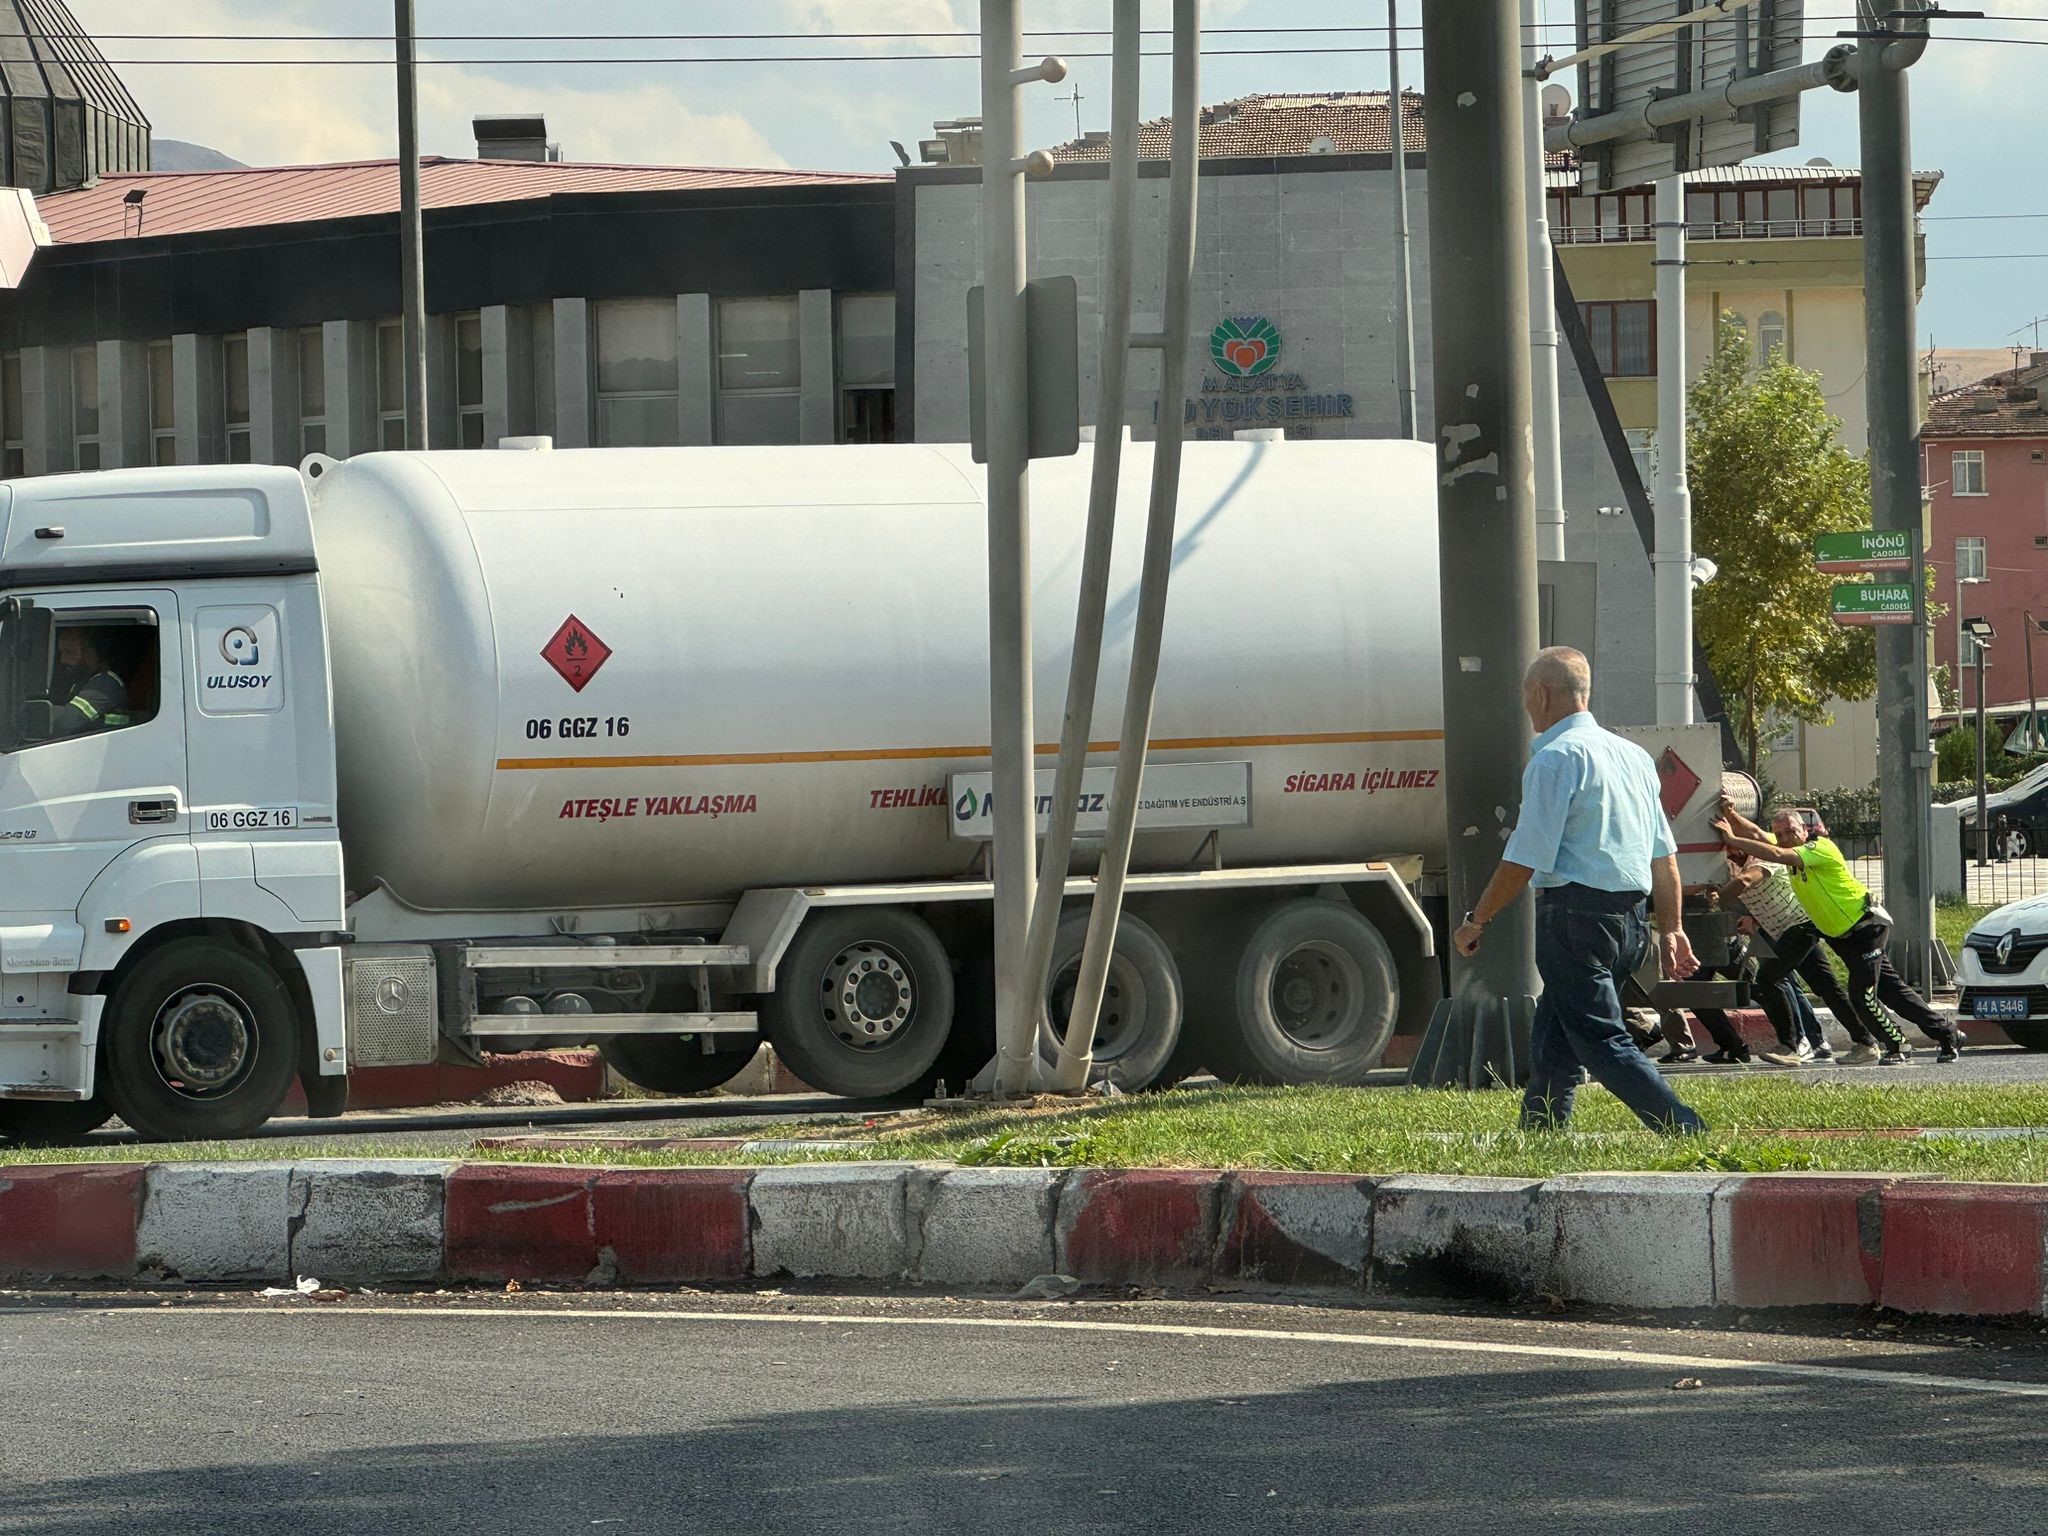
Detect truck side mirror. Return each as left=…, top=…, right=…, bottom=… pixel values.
left=0, top=598, right=52, bottom=751
left=15, top=698, right=51, bottom=744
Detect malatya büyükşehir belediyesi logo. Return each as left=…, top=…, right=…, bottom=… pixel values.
left=1210, top=315, right=1282, bottom=378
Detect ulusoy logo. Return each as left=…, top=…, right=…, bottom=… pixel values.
left=220, top=626, right=261, bottom=666
left=1210, top=315, right=1282, bottom=378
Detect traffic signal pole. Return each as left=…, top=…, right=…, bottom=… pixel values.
left=1853, top=3, right=1940, bottom=989
left=1407, top=0, right=1543, bottom=1088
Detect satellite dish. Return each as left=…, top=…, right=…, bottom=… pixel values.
left=1806, top=156, right=1833, bottom=168
left=1541, top=82, right=1571, bottom=121
left=1308, top=134, right=1335, bottom=156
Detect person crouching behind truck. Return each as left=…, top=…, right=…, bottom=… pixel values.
left=1452, top=647, right=1706, bottom=1134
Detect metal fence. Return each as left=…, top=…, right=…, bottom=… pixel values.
left=1832, top=822, right=2048, bottom=911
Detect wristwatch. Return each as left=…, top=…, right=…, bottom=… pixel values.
left=1461, top=910, right=1485, bottom=929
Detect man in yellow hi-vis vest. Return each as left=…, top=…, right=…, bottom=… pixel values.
left=49, top=627, right=133, bottom=738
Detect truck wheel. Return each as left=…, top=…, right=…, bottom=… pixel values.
left=98, top=941, right=301, bottom=1141
left=1040, top=913, right=1183, bottom=1091
left=599, top=1036, right=759, bottom=1095
left=762, top=908, right=953, bottom=1098
left=0, top=1097, right=116, bottom=1146
left=1211, top=899, right=1399, bottom=1086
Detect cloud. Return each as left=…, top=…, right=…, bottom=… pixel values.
left=72, top=0, right=785, bottom=168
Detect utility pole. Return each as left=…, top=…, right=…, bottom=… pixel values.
left=1652, top=174, right=1693, bottom=724
left=394, top=0, right=428, bottom=449
left=1387, top=0, right=1417, bottom=441
left=979, top=0, right=1041, bottom=1097
left=1408, top=0, right=1542, bottom=1088
left=1976, top=638, right=1990, bottom=866
left=1854, top=2, right=1936, bottom=988
left=1521, top=0, right=1565, bottom=560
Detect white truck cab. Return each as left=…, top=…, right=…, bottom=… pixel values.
left=0, top=466, right=347, bottom=1141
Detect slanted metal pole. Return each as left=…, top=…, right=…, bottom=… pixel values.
left=1522, top=0, right=1565, bottom=560
left=394, top=0, right=428, bottom=449
left=1653, top=175, right=1694, bottom=725
left=1407, top=0, right=1542, bottom=1089
left=1388, top=0, right=1418, bottom=441
left=1053, top=0, right=1201, bottom=1088
left=980, top=0, right=1040, bottom=1097
left=1855, top=4, right=1936, bottom=985
left=1027, top=0, right=1141, bottom=1091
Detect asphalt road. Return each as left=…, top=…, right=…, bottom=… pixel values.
left=3, top=1289, right=2046, bottom=1534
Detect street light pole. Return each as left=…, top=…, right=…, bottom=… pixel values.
left=1387, top=0, right=1417, bottom=441
left=394, top=0, right=428, bottom=450
left=1976, top=640, right=1990, bottom=866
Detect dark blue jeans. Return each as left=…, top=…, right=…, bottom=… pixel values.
left=1523, top=887, right=1708, bottom=1135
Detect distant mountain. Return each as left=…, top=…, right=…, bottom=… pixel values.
left=150, top=140, right=246, bottom=173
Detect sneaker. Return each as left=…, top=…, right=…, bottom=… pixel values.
left=1810, top=1045, right=1836, bottom=1062
left=1702, top=1048, right=1753, bottom=1065
left=1936, top=1028, right=1964, bottom=1064
left=1795, top=1037, right=1815, bottom=1061
left=1758, top=1049, right=1804, bottom=1066
left=1878, top=1049, right=1910, bottom=1066
left=1844, top=1043, right=1882, bottom=1065
left=1660, top=1046, right=1700, bottom=1064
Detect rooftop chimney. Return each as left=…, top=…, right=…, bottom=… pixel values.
left=919, top=118, right=982, bottom=167
left=473, top=114, right=560, bottom=163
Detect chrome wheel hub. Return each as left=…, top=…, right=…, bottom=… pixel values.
left=825, top=943, right=915, bottom=1051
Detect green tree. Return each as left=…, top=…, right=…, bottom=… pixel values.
left=1688, top=315, right=1876, bottom=772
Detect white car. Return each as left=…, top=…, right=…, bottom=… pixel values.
left=1957, top=893, right=2048, bottom=1048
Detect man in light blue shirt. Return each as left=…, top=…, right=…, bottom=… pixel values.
left=1452, top=648, right=1705, bottom=1133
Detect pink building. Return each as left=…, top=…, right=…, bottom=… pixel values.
left=1924, top=354, right=2048, bottom=721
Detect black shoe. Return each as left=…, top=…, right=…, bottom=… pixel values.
left=1878, top=1049, right=1910, bottom=1066
left=1936, top=1028, right=1964, bottom=1064
left=1702, top=1048, right=1752, bottom=1065
left=1660, top=1046, right=1701, bottom=1064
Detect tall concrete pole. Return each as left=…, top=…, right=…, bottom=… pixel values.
left=1408, top=0, right=1542, bottom=1088
left=1388, top=0, right=1418, bottom=441
left=979, top=0, right=1040, bottom=1097
left=1855, top=9, right=1936, bottom=988
left=1521, top=0, right=1565, bottom=560
left=1653, top=175, right=1694, bottom=724
left=394, top=0, right=428, bottom=449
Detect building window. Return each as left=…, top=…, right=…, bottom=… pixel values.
left=1757, top=311, right=1786, bottom=363
left=1953, top=449, right=1987, bottom=497
left=456, top=313, right=485, bottom=448
left=592, top=298, right=678, bottom=447
left=1957, top=535, right=1988, bottom=666
left=716, top=295, right=801, bottom=445
left=72, top=345, right=100, bottom=470
left=298, top=326, right=326, bottom=458
left=148, top=340, right=175, bottom=465
left=1625, top=428, right=1656, bottom=493
left=837, top=293, right=895, bottom=443
left=222, top=334, right=251, bottom=463
left=1, top=351, right=22, bottom=476
left=377, top=320, right=407, bottom=450
left=1580, top=300, right=1655, bottom=378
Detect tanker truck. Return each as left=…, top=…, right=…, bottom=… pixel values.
left=0, top=438, right=1454, bottom=1143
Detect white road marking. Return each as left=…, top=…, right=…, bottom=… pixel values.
left=50, top=1304, right=2048, bottom=1399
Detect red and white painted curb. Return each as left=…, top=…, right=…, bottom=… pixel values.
left=4, top=1162, right=2048, bottom=1318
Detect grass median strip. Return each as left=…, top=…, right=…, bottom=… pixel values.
left=10, top=1078, right=2048, bottom=1180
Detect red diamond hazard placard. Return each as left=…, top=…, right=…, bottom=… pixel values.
left=541, top=614, right=612, bottom=693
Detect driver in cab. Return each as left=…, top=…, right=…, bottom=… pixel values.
left=49, top=626, right=135, bottom=738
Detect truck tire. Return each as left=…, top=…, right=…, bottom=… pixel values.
left=1209, top=899, right=1399, bottom=1086
left=1040, top=913, right=1183, bottom=1091
left=98, top=941, right=302, bottom=1142
left=599, top=1036, right=759, bottom=1095
left=762, top=908, right=953, bottom=1099
left=0, top=1097, right=116, bottom=1146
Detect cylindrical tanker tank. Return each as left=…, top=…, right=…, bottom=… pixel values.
left=306, top=439, right=1445, bottom=915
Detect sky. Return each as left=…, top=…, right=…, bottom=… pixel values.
left=69, top=0, right=2048, bottom=348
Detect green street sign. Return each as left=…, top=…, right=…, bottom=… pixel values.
left=1830, top=581, right=1915, bottom=625
left=1814, top=528, right=1913, bottom=573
